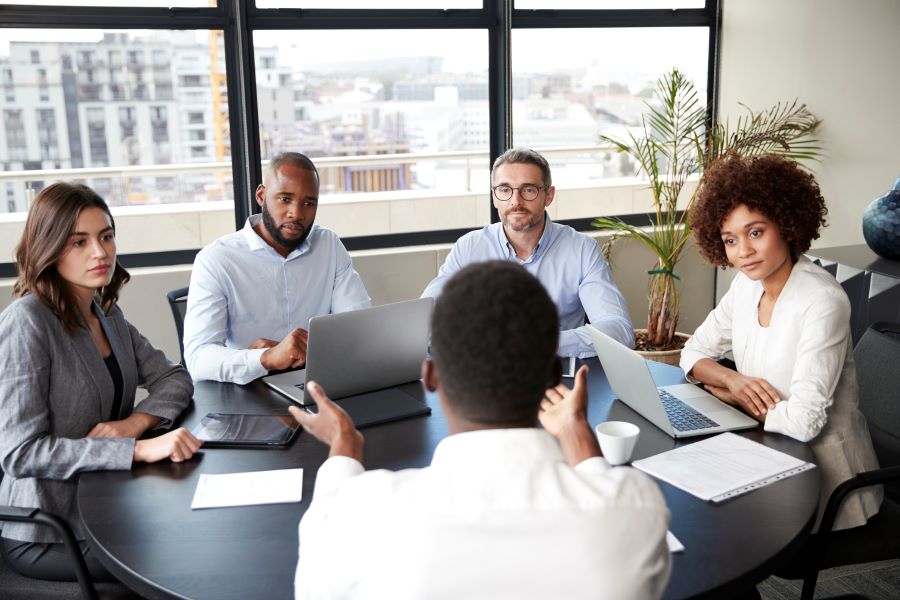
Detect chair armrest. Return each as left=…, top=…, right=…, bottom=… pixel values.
left=819, top=465, right=900, bottom=536
left=0, top=505, right=99, bottom=600
left=0, top=506, right=40, bottom=521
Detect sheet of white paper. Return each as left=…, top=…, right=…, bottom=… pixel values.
left=191, top=468, right=304, bottom=509
left=666, top=530, right=685, bottom=553
left=633, top=432, right=810, bottom=501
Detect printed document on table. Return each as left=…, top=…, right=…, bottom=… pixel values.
left=191, top=468, right=304, bottom=509
left=632, top=433, right=815, bottom=502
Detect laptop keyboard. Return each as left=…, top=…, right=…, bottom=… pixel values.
left=658, top=389, right=720, bottom=432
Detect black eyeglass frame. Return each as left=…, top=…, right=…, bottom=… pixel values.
left=491, top=184, right=550, bottom=202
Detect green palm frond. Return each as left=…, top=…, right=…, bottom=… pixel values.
left=710, top=100, right=822, bottom=164
left=595, top=67, right=822, bottom=347
left=644, top=70, right=706, bottom=164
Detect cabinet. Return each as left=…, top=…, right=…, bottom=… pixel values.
left=806, top=245, right=900, bottom=345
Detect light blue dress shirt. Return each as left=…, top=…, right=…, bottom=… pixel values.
left=184, top=215, right=371, bottom=384
left=422, top=216, right=633, bottom=357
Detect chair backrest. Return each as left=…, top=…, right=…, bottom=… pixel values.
left=853, top=321, right=900, bottom=502
left=165, top=286, right=190, bottom=367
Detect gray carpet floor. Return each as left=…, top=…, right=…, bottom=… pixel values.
left=0, top=555, right=140, bottom=600
left=759, top=559, right=900, bottom=600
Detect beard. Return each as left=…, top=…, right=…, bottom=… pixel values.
left=261, top=202, right=312, bottom=251
left=501, top=208, right=543, bottom=232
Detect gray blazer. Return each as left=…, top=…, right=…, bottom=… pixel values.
left=0, top=294, right=193, bottom=543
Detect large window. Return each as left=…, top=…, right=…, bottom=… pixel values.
left=0, top=28, right=234, bottom=262
left=254, top=29, right=491, bottom=238
left=512, top=26, right=709, bottom=221
left=0, top=1, right=718, bottom=274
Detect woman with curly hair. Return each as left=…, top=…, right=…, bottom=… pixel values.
left=681, top=154, right=881, bottom=530
left=0, top=182, right=202, bottom=582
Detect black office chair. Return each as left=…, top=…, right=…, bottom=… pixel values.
left=165, top=286, right=190, bottom=366
left=0, top=509, right=98, bottom=600
left=0, top=471, right=97, bottom=599
left=799, top=322, right=900, bottom=600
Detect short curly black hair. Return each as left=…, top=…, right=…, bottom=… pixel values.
left=431, top=261, right=561, bottom=426
left=690, top=154, right=827, bottom=268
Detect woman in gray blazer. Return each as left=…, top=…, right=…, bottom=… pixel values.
left=0, top=182, right=202, bottom=582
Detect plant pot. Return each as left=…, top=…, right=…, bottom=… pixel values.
left=633, top=329, right=691, bottom=367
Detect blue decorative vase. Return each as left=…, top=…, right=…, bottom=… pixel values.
left=862, top=177, right=900, bottom=260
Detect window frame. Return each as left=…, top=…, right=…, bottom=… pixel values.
left=0, top=0, right=720, bottom=277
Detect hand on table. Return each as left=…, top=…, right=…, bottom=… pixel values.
left=716, top=372, right=781, bottom=421
left=133, top=428, right=202, bottom=463
left=288, top=381, right=364, bottom=461
left=260, top=328, right=309, bottom=371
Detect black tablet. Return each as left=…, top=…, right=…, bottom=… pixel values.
left=191, top=413, right=301, bottom=448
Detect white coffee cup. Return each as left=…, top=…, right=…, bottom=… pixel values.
left=595, top=421, right=640, bottom=466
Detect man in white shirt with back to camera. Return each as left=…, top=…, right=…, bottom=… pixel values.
left=290, top=261, right=671, bottom=600
left=422, top=147, right=634, bottom=357
left=183, top=152, right=371, bottom=384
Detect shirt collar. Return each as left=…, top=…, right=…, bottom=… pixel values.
left=431, top=428, right=565, bottom=469
left=241, top=214, right=313, bottom=260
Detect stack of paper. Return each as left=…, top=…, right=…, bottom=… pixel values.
left=191, top=468, right=304, bottom=509
left=633, top=433, right=815, bottom=503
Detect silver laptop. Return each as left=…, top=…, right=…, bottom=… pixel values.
left=587, top=326, right=758, bottom=438
left=263, top=298, right=433, bottom=406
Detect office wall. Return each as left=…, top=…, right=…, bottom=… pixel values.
left=0, top=236, right=715, bottom=363
left=719, top=0, right=900, bottom=249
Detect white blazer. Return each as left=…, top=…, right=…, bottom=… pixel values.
left=681, top=256, right=882, bottom=530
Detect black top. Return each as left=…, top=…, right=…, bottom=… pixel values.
left=103, top=352, right=123, bottom=421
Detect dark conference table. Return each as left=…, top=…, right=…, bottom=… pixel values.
left=77, top=360, right=819, bottom=600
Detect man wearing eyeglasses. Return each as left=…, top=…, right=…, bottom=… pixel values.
left=422, top=147, right=634, bottom=356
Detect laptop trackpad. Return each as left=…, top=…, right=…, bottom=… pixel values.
left=684, top=394, right=731, bottom=413
left=307, top=387, right=431, bottom=429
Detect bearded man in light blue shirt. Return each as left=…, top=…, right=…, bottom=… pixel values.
left=184, top=152, right=371, bottom=384
left=422, top=148, right=633, bottom=357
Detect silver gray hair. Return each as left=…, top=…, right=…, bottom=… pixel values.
left=491, top=148, right=552, bottom=187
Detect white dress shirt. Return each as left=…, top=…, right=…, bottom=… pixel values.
left=295, top=428, right=671, bottom=600
left=184, top=216, right=371, bottom=384
left=422, top=216, right=634, bottom=357
left=681, top=256, right=882, bottom=530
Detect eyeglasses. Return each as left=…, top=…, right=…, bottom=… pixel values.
left=491, top=184, right=547, bottom=202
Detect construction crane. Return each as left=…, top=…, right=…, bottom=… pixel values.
left=209, top=26, right=229, bottom=197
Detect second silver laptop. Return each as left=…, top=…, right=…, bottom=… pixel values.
left=588, top=326, right=758, bottom=438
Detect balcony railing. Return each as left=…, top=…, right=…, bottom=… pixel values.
left=0, top=145, right=698, bottom=266
left=0, top=144, right=626, bottom=207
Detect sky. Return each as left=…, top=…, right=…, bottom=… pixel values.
left=1, top=21, right=708, bottom=92
left=257, top=27, right=708, bottom=87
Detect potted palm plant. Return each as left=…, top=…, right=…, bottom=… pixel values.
left=594, top=68, right=822, bottom=358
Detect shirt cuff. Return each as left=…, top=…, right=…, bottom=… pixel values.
left=225, top=347, right=269, bottom=385
left=558, top=329, right=597, bottom=359
left=574, top=456, right=611, bottom=472
left=312, top=455, right=365, bottom=498
left=762, top=400, right=819, bottom=443
left=763, top=402, right=788, bottom=435
left=107, top=437, right=137, bottom=470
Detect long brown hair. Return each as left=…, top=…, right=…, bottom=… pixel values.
left=14, top=182, right=131, bottom=333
